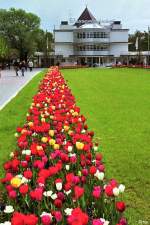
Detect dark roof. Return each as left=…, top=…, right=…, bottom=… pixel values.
left=75, top=7, right=97, bottom=26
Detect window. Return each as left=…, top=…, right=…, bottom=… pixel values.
left=87, top=33, right=90, bottom=38
left=82, top=32, right=85, bottom=39
left=90, top=33, right=94, bottom=38
left=94, top=32, right=97, bottom=38
left=76, top=32, right=109, bottom=39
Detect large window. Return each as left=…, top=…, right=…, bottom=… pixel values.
left=77, top=32, right=109, bottom=39
left=76, top=44, right=109, bottom=51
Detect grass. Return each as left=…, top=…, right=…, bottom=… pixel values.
left=0, top=67, right=150, bottom=224
left=62, top=68, right=150, bottom=225
left=0, top=69, right=46, bottom=178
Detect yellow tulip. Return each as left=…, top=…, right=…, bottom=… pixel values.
left=36, top=103, right=40, bottom=108
left=28, top=122, right=33, bottom=127
left=64, top=125, right=69, bottom=132
left=68, top=130, right=73, bottom=136
left=37, top=145, right=43, bottom=151
left=41, top=137, right=48, bottom=143
left=76, top=142, right=84, bottom=150
left=21, top=129, right=27, bottom=134
left=11, top=177, right=22, bottom=188
left=49, top=130, right=54, bottom=137
left=49, top=139, right=56, bottom=146
left=54, top=144, right=60, bottom=150
left=73, top=112, right=78, bottom=117
left=41, top=118, right=46, bottom=122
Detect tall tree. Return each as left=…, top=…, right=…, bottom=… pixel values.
left=129, top=30, right=149, bottom=52
left=0, top=8, right=41, bottom=60
left=36, top=30, right=53, bottom=53
left=0, top=36, right=9, bottom=59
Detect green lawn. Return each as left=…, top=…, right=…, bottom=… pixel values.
left=0, top=70, right=46, bottom=178
left=0, top=68, right=150, bottom=224
left=62, top=68, right=150, bottom=225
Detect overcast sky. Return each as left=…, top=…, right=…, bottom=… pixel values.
left=0, top=0, right=150, bottom=33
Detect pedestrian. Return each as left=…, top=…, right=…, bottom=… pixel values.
left=13, top=60, right=20, bottom=76
left=28, top=60, right=33, bottom=72
left=20, top=61, right=26, bottom=77
left=25, top=61, right=28, bottom=71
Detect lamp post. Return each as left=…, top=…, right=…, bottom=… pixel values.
left=45, top=30, right=49, bottom=67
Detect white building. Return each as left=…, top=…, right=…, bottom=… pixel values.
left=54, top=7, right=129, bottom=66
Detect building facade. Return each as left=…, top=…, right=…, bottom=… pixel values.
left=54, top=7, right=129, bottom=66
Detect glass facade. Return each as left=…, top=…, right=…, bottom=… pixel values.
left=76, top=44, right=109, bottom=51
left=77, top=32, right=109, bottom=39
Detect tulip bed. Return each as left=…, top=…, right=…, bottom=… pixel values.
left=1, top=67, right=127, bottom=225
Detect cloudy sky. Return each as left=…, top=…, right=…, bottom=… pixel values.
left=0, top=0, right=150, bottom=33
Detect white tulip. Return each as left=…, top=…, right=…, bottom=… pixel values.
left=10, top=152, right=14, bottom=158
left=69, top=153, right=76, bottom=157
left=119, top=184, right=125, bottom=193
left=56, top=182, right=62, bottom=191
left=113, top=187, right=120, bottom=196
left=64, top=190, right=71, bottom=195
left=43, top=191, right=53, bottom=197
left=4, top=205, right=14, bottom=214
left=65, top=165, right=70, bottom=171
left=68, top=146, right=73, bottom=152
left=94, top=170, right=104, bottom=181
left=40, top=212, right=52, bottom=219
left=51, top=193, right=57, bottom=200
left=104, top=221, right=110, bottom=225
left=0, top=222, right=11, bottom=225
left=64, top=208, right=73, bottom=216
left=81, top=129, right=86, bottom=134
left=93, top=146, right=98, bottom=151
left=21, top=177, right=29, bottom=184
left=22, top=150, right=31, bottom=155
left=100, top=218, right=109, bottom=225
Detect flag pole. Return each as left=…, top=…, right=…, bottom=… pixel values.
left=148, top=26, right=150, bottom=65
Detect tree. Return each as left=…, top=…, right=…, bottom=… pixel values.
left=0, top=8, right=41, bottom=60
left=0, top=36, right=9, bottom=59
left=36, top=30, right=53, bottom=53
left=129, top=30, right=149, bottom=51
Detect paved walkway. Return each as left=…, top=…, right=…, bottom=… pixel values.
left=0, top=68, right=42, bottom=110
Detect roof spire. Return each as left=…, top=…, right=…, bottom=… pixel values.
left=75, top=7, right=97, bottom=26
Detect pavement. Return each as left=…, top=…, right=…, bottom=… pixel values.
left=0, top=68, right=42, bottom=110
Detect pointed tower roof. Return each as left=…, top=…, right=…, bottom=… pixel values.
left=75, top=7, right=97, bottom=26
left=77, top=7, right=97, bottom=22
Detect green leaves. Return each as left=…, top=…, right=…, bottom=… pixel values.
left=0, top=8, right=46, bottom=60
left=0, top=36, right=9, bottom=59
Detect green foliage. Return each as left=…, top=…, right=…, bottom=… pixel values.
left=0, top=8, right=52, bottom=60
left=0, top=36, right=9, bottom=59
left=36, top=29, right=53, bottom=53
left=129, top=30, right=150, bottom=51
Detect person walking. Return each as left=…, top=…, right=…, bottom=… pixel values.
left=28, top=60, right=33, bottom=72
left=13, top=60, right=20, bottom=76
left=20, top=61, right=26, bottom=77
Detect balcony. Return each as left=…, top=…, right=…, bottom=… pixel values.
left=74, top=38, right=109, bottom=44
left=75, top=50, right=110, bottom=56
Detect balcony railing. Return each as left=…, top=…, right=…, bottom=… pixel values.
left=75, top=50, right=110, bottom=56
left=74, top=38, right=110, bottom=43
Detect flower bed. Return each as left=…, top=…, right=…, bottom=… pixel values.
left=0, top=67, right=127, bottom=225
